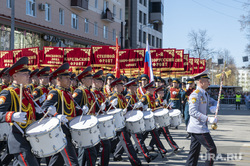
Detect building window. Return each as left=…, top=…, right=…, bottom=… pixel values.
left=119, top=9, right=122, bottom=20
left=156, top=37, right=159, bottom=48
left=143, top=31, right=146, bottom=44
left=139, top=0, right=142, bottom=4
left=71, top=13, right=78, bottom=29
left=148, top=34, right=151, bottom=45
left=143, top=13, right=146, bottom=25
left=45, top=3, right=51, bottom=21
left=152, top=35, right=155, bottom=46
left=95, top=0, right=98, bottom=8
left=94, top=22, right=98, bottom=36
left=139, top=10, right=142, bottom=23
left=113, top=29, right=116, bottom=42
left=139, top=29, right=142, bottom=42
left=159, top=39, right=162, bottom=48
left=7, top=0, right=11, bottom=8
left=85, top=18, right=89, bottom=33
left=104, top=0, right=109, bottom=11
left=26, top=0, right=36, bottom=17
left=59, top=8, right=64, bottom=25
left=103, top=25, right=108, bottom=39
left=144, top=0, right=147, bottom=7
left=113, top=5, right=116, bottom=17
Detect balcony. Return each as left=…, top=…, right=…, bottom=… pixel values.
left=101, top=8, right=114, bottom=22
left=71, top=0, right=88, bottom=11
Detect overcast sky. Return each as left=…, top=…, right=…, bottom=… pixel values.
left=163, top=0, right=249, bottom=67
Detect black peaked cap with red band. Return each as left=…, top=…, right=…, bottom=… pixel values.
left=37, top=67, right=50, bottom=77
left=6, top=57, right=30, bottom=76
left=143, top=81, right=155, bottom=90
left=155, top=85, right=164, bottom=93
left=51, top=63, right=70, bottom=77
left=0, top=67, right=9, bottom=77
left=76, top=66, right=92, bottom=81
left=110, top=77, right=123, bottom=87
left=93, top=70, right=103, bottom=80
left=30, top=68, right=39, bottom=78
left=124, top=78, right=137, bottom=87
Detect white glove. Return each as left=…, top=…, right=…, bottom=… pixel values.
left=163, top=100, right=167, bottom=106
left=172, top=91, right=177, bottom=95
left=186, top=84, right=190, bottom=90
left=35, top=107, right=43, bottom=114
left=39, top=94, right=46, bottom=103
left=111, top=99, right=118, bottom=107
left=134, top=102, right=143, bottom=109
left=209, top=106, right=217, bottom=114
left=123, top=108, right=127, bottom=115
left=208, top=117, right=217, bottom=124
left=48, top=106, right=57, bottom=116
left=100, top=103, right=106, bottom=111
left=142, top=105, right=148, bottom=111
left=56, top=114, right=68, bottom=123
left=82, top=105, right=89, bottom=114
left=12, top=112, right=27, bottom=123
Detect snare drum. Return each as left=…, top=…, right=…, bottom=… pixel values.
left=0, top=123, right=10, bottom=141
left=125, top=110, right=145, bottom=134
left=69, top=115, right=100, bottom=148
left=143, top=110, right=155, bottom=131
left=26, top=117, right=67, bottom=158
left=169, top=109, right=182, bottom=127
left=97, top=114, right=116, bottom=140
left=153, top=108, right=170, bottom=128
left=107, top=109, right=125, bottom=131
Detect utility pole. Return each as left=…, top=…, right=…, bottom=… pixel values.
left=10, top=0, right=15, bottom=50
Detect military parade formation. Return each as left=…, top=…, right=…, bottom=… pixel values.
left=0, top=57, right=219, bottom=166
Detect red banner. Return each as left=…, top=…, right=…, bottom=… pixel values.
left=199, top=59, right=206, bottom=72
left=162, top=49, right=175, bottom=71
left=120, top=49, right=145, bottom=70
left=42, top=47, right=64, bottom=67
left=119, top=49, right=130, bottom=69
left=193, top=58, right=200, bottom=74
left=173, top=49, right=184, bottom=71
left=13, top=47, right=39, bottom=67
left=151, top=49, right=174, bottom=71
left=37, top=50, right=44, bottom=68
left=91, top=46, right=117, bottom=67
left=188, top=58, right=194, bottom=75
left=183, top=54, right=189, bottom=72
left=64, top=48, right=91, bottom=67
left=0, top=50, right=13, bottom=69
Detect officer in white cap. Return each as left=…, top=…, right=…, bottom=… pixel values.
left=186, top=70, right=218, bottom=166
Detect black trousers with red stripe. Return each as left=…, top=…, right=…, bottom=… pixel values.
left=115, top=128, right=141, bottom=166
left=95, top=139, right=111, bottom=166
left=149, top=126, right=179, bottom=151
left=186, top=132, right=217, bottom=166
left=13, top=151, right=39, bottom=166
left=142, top=129, right=167, bottom=154
left=78, top=146, right=97, bottom=166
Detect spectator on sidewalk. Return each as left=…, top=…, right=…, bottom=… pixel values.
left=245, top=92, right=250, bottom=110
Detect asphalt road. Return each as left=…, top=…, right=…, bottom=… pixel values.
left=108, top=104, right=250, bottom=166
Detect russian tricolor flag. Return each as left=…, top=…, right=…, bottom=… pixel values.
left=144, top=39, right=154, bottom=83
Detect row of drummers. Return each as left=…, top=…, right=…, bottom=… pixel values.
left=0, top=57, right=185, bottom=166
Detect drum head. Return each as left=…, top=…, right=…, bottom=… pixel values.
left=154, top=108, right=169, bottom=116
left=169, top=109, right=181, bottom=116
left=69, top=115, right=98, bottom=130
left=125, top=110, right=143, bottom=122
left=97, top=114, right=113, bottom=122
left=143, top=111, right=154, bottom=119
left=26, top=118, right=59, bottom=135
left=107, top=109, right=123, bottom=114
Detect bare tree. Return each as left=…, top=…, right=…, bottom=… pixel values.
left=188, top=29, right=215, bottom=60
left=239, top=0, right=250, bottom=66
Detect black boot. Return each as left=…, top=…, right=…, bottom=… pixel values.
left=145, top=153, right=158, bottom=163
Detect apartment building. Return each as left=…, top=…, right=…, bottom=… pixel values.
left=0, top=0, right=125, bottom=50
left=237, top=67, right=250, bottom=91
left=125, top=0, right=164, bottom=49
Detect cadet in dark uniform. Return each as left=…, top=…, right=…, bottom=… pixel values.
left=150, top=86, right=184, bottom=154
left=0, top=67, right=11, bottom=92
left=73, top=66, right=97, bottom=166
left=32, top=67, right=50, bottom=106
left=41, top=63, right=79, bottom=166
left=166, top=78, right=182, bottom=110
left=186, top=70, right=218, bottom=166
left=103, top=73, right=115, bottom=97
left=109, top=78, right=143, bottom=166
left=91, top=70, right=112, bottom=166
left=0, top=57, right=40, bottom=165
left=48, top=75, right=56, bottom=91
left=136, top=74, right=148, bottom=99
left=70, top=73, right=78, bottom=94
left=182, top=78, right=196, bottom=139
left=139, top=81, right=168, bottom=157
left=26, top=68, right=39, bottom=94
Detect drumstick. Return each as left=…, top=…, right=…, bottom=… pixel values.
left=123, top=97, right=132, bottom=114
left=19, top=84, right=23, bottom=112
left=87, top=101, right=97, bottom=115
left=38, top=102, right=58, bottom=124
left=61, top=91, right=64, bottom=115
left=105, top=104, right=113, bottom=113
